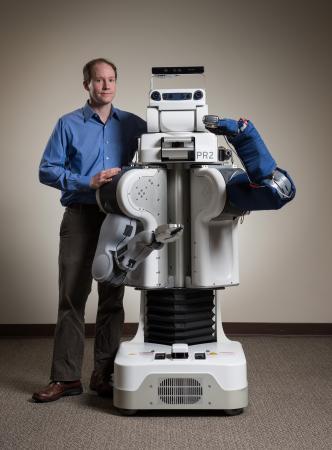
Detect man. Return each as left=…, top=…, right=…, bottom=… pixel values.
left=33, top=58, right=146, bottom=402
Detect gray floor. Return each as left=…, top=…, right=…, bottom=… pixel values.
left=0, top=336, right=331, bottom=450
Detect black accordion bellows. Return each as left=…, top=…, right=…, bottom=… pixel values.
left=145, top=289, right=216, bottom=345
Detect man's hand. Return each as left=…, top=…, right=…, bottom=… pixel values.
left=89, top=168, right=121, bottom=189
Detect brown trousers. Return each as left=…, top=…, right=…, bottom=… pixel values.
left=50, top=205, right=124, bottom=381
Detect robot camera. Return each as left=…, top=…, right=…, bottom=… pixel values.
left=150, top=91, right=161, bottom=101
left=152, top=66, right=204, bottom=75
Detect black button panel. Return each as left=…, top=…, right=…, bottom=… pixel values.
left=195, top=352, right=206, bottom=360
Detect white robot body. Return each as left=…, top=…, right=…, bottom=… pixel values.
left=96, top=67, right=248, bottom=413
left=113, top=287, right=247, bottom=412
left=113, top=166, right=239, bottom=289
left=139, top=132, right=218, bottom=164
left=114, top=341, right=247, bottom=411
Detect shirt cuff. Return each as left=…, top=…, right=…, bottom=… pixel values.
left=76, top=175, right=91, bottom=191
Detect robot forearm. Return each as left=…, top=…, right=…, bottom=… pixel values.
left=204, top=116, right=296, bottom=209
left=115, top=224, right=184, bottom=275
left=204, top=116, right=277, bottom=182
left=115, top=230, right=162, bottom=273
left=92, top=215, right=183, bottom=286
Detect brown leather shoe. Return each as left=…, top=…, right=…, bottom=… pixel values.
left=32, top=381, right=83, bottom=403
left=89, top=370, right=113, bottom=397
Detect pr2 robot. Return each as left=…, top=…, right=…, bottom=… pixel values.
left=92, top=66, right=295, bottom=415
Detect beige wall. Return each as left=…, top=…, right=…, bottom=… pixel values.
left=1, top=0, right=331, bottom=324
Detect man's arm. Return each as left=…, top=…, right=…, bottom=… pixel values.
left=39, top=118, right=120, bottom=191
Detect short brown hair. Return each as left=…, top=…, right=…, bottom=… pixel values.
left=83, top=58, right=117, bottom=83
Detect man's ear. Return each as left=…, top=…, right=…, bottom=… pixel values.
left=83, top=81, right=89, bottom=92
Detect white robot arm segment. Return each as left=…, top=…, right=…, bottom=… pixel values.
left=92, top=213, right=183, bottom=286
left=92, top=214, right=137, bottom=285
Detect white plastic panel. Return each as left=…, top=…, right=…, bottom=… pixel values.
left=190, top=167, right=239, bottom=287
left=114, top=340, right=247, bottom=392
left=160, top=110, right=195, bottom=132
left=116, top=168, right=168, bottom=288
left=146, top=107, right=159, bottom=133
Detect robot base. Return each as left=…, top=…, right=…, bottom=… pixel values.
left=113, top=340, right=248, bottom=414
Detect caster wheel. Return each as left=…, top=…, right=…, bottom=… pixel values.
left=118, top=408, right=138, bottom=416
left=223, top=408, right=243, bottom=416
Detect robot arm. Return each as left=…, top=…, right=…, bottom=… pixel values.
left=115, top=224, right=183, bottom=272
left=92, top=213, right=183, bottom=286
left=204, top=116, right=296, bottom=210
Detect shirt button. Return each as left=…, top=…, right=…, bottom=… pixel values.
left=106, top=157, right=110, bottom=160
left=105, top=141, right=109, bottom=144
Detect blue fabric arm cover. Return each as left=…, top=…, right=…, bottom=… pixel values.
left=227, top=120, right=277, bottom=182
left=227, top=168, right=296, bottom=211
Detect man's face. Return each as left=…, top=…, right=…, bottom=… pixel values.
left=84, top=62, right=116, bottom=106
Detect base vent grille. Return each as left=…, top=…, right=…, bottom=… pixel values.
left=158, top=378, right=203, bottom=405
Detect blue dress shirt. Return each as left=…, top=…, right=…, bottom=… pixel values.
left=39, top=102, right=147, bottom=206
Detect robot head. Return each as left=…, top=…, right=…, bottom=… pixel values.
left=147, top=67, right=208, bottom=133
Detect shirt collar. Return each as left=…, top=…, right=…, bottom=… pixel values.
left=82, top=101, right=121, bottom=122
